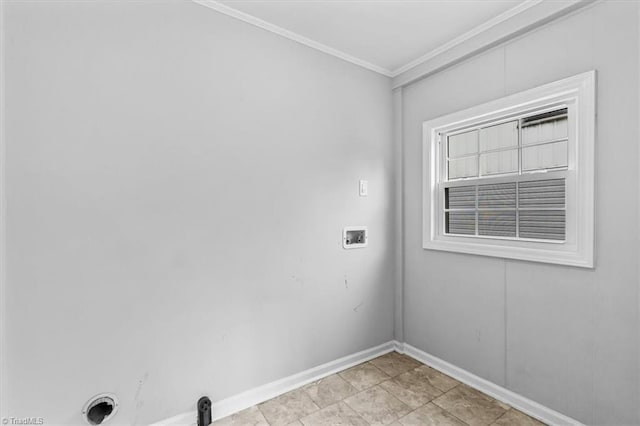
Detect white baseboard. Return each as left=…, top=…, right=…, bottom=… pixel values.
left=151, top=341, right=396, bottom=425
left=153, top=340, right=583, bottom=426
left=401, top=342, right=584, bottom=426
left=392, top=340, right=405, bottom=354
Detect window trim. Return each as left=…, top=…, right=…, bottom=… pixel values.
left=422, top=71, right=595, bottom=268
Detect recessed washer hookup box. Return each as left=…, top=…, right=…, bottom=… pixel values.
left=343, top=226, right=368, bottom=249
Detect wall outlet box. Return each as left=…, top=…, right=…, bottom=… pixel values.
left=343, top=226, right=368, bottom=249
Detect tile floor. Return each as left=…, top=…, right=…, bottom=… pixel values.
left=213, top=352, right=545, bottom=426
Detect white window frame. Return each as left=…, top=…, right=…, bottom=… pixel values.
left=423, top=71, right=595, bottom=268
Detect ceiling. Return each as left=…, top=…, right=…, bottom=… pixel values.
left=212, top=0, right=531, bottom=76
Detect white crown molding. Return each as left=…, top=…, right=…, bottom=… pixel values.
left=389, top=0, right=544, bottom=77
left=402, top=343, right=585, bottom=426
left=191, top=0, right=595, bottom=85
left=392, top=0, right=597, bottom=88
left=191, top=0, right=393, bottom=77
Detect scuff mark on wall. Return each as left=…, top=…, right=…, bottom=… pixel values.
left=134, top=372, right=149, bottom=410
left=132, top=372, right=149, bottom=425
left=353, top=300, right=364, bottom=312
left=291, top=275, right=304, bottom=286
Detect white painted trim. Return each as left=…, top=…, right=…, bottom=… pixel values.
left=190, top=0, right=393, bottom=77
left=154, top=339, right=583, bottom=426
left=392, top=340, right=405, bottom=354
left=390, top=0, right=543, bottom=77
left=190, top=0, right=595, bottom=84
left=402, top=343, right=585, bottom=426
left=422, top=71, right=595, bottom=268
left=150, top=341, right=396, bottom=426
left=392, top=0, right=596, bottom=88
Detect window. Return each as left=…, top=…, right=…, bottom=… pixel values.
left=444, top=109, right=567, bottom=241
left=423, top=71, right=595, bottom=267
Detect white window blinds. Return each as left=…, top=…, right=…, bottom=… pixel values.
left=444, top=178, right=566, bottom=241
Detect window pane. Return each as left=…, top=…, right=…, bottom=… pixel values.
left=479, top=121, right=518, bottom=151
left=478, top=211, right=516, bottom=237
left=519, top=210, right=566, bottom=240
left=448, top=156, right=478, bottom=179
left=522, top=141, right=567, bottom=171
left=518, top=179, right=565, bottom=208
left=445, top=186, right=476, bottom=209
left=448, top=130, right=477, bottom=158
left=480, top=149, right=518, bottom=175
left=478, top=182, right=516, bottom=209
left=446, top=211, right=476, bottom=235
left=522, top=116, right=568, bottom=145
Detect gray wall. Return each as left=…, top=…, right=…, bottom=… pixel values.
left=401, top=2, right=639, bottom=425
left=1, top=1, right=395, bottom=424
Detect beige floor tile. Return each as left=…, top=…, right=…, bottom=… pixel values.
left=258, top=388, right=319, bottom=426
left=303, top=374, right=358, bottom=408
left=413, top=366, right=459, bottom=393
left=344, top=385, right=411, bottom=425
left=492, top=409, right=546, bottom=426
left=213, top=406, right=269, bottom=426
left=379, top=369, right=443, bottom=409
left=339, top=363, right=390, bottom=391
left=300, top=401, right=368, bottom=426
left=214, top=360, right=535, bottom=426
left=433, top=385, right=509, bottom=426
left=369, top=352, right=422, bottom=377
left=398, top=403, right=467, bottom=426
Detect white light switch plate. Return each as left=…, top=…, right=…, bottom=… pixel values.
left=359, top=180, right=368, bottom=197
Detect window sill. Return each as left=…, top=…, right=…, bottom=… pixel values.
left=422, top=238, right=593, bottom=268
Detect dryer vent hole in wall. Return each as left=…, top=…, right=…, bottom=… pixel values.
left=82, top=394, right=118, bottom=425
left=88, top=402, right=112, bottom=425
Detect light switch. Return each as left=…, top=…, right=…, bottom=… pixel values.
left=359, top=180, right=368, bottom=197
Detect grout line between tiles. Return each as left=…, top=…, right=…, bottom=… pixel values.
left=491, top=409, right=511, bottom=426
left=431, top=384, right=469, bottom=425
left=219, top=353, right=539, bottom=426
